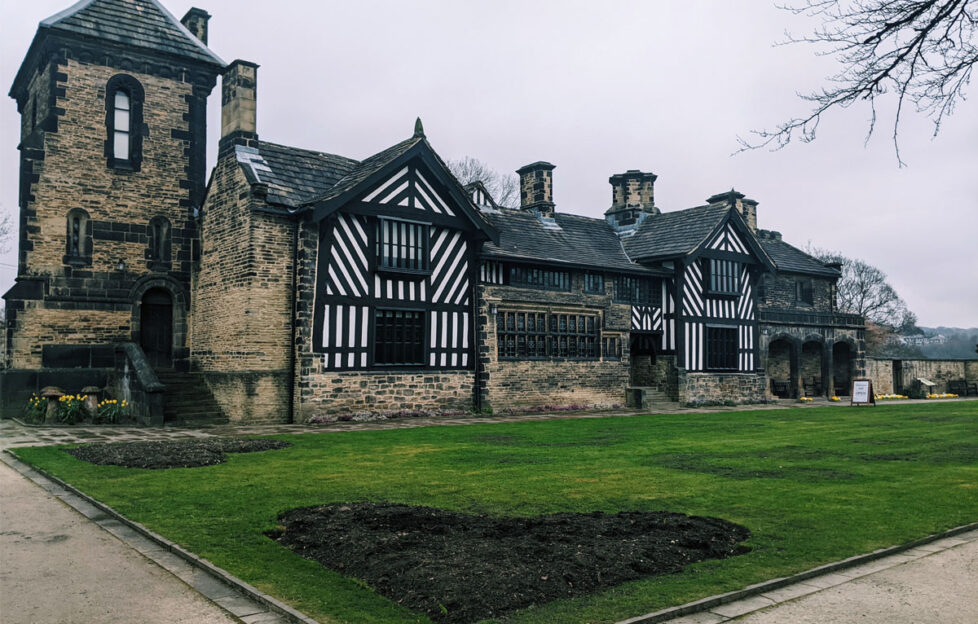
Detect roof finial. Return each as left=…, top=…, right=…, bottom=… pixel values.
left=413, top=117, right=425, bottom=138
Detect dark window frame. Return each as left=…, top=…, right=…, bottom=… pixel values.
left=508, top=265, right=571, bottom=292
left=706, top=325, right=738, bottom=371
left=497, top=310, right=600, bottom=360
left=104, top=74, right=145, bottom=171
left=374, top=217, right=430, bottom=276
left=796, top=278, right=814, bottom=306
left=64, top=208, right=92, bottom=267
left=373, top=308, right=426, bottom=366
left=613, top=274, right=653, bottom=304
left=702, top=258, right=741, bottom=297
left=583, top=272, right=604, bottom=294
left=147, top=216, right=172, bottom=270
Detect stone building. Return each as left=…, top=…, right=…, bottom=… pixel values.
left=1, top=0, right=870, bottom=424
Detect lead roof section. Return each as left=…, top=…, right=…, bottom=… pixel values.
left=483, top=209, right=667, bottom=275
left=40, top=0, right=225, bottom=67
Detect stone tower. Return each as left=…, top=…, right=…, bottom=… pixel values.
left=3, top=0, right=224, bottom=374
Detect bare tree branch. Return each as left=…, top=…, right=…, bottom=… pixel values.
left=447, top=157, right=520, bottom=208
left=739, top=0, right=977, bottom=165
left=807, top=245, right=912, bottom=326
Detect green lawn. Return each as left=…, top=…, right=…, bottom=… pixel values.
left=13, top=402, right=978, bottom=623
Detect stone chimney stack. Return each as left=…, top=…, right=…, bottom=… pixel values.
left=605, top=170, right=658, bottom=232
left=181, top=8, right=211, bottom=45
left=707, top=189, right=758, bottom=232
left=516, top=161, right=556, bottom=217
left=220, top=60, right=259, bottom=152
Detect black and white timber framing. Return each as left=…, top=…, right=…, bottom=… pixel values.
left=312, top=144, right=496, bottom=371
left=678, top=218, right=770, bottom=372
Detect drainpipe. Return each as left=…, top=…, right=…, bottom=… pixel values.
left=287, top=218, right=300, bottom=423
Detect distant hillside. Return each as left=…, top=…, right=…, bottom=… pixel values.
left=914, top=327, right=978, bottom=359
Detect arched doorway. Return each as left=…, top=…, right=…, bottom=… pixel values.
left=767, top=338, right=795, bottom=398
left=630, top=333, right=657, bottom=386
left=801, top=340, right=823, bottom=396
left=140, top=288, right=173, bottom=368
left=833, top=342, right=854, bottom=396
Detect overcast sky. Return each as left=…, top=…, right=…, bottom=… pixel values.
left=2, top=0, right=976, bottom=327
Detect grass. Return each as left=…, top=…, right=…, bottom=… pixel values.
left=12, top=401, right=978, bottom=623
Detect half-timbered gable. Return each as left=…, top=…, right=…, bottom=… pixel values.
left=307, top=129, right=497, bottom=372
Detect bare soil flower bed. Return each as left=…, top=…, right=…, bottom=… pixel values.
left=65, top=438, right=291, bottom=469
left=273, top=502, right=750, bottom=623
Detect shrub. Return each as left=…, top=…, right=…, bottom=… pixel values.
left=23, top=394, right=46, bottom=423
left=57, top=394, right=88, bottom=425
left=95, top=399, right=130, bottom=424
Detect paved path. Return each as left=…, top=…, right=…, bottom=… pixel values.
left=0, top=458, right=240, bottom=624
left=662, top=531, right=978, bottom=624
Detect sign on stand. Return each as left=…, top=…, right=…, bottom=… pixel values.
left=850, top=379, right=875, bottom=406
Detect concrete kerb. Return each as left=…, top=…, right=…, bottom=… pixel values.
left=615, top=520, right=978, bottom=624
left=1, top=449, right=320, bottom=624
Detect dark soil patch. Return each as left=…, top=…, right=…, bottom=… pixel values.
left=64, top=438, right=291, bottom=469
left=272, top=503, right=750, bottom=624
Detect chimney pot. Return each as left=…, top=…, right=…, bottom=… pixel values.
left=605, top=169, right=657, bottom=231
left=181, top=8, right=211, bottom=45
left=707, top=189, right=758, bottom=232
left=516, top=161, right=556, bottom=217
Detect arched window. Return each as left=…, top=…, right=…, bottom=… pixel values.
left=64, top=209, right=92, bottom=266
left=147, top=216, right=171, bottom=270
left=105, top=75, right=144, bottom=170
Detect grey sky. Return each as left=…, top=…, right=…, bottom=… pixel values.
left=2, top=0, right=976, bottom=326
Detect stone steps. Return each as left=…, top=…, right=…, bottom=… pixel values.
left=626, top=386, right=679, bottom=410
left=156, top=372, right=228, bottom=425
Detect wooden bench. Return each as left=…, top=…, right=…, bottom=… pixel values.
left=771, top=379, right=790, bottom=398
left=833, top=378, right=850, bottom=396
left=803, top=377, right=822, bottom=397
left=969, top=382, right=978, bottom=396
left=948, top=380, right=972, bottom=396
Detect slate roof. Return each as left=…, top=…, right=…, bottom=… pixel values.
left=622, top=205, right=730, bottom=261
left=758, top=234, right=841, bottom=277
left=304, top=136, right=423, bottom=205
left=40, top=0, right=224, bottom=67
left=234, top=142, right=358, bottom=209
left=483, top=209, right=664, bottom=274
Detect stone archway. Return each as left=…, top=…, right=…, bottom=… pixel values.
left=140, top=288, right=173, bottom=368
left=629, top=333, right=658, bottom=386
left=767, top=337, right=796, bottom=398
left=130, top=276, right=188, bottom=371
left=833, top=341, right=854, bottom=396
left=800, top=340, right=824, bottom=396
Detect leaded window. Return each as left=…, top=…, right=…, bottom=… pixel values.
left=706, top=326, right=738, bottom=371
left=584, top=272, right=604, bottom=294
left=374, top=309, right=425, bottom=366
left=497, top=311, right=599, bottom=359
left=614, top=275, right=652, bottom=304
left=147, top=216, right=171, bottom=269
left=376, top=218, right=429, bottom=273
left=105, top=74, right=144, bottom=170
left=113, top=91, right=131, bottom=161
left=703, top=258, right=740, bottom=296
left=508, top=266, right=571, bottom=291
left=64, top=208, right=92, bottom=266
left=602, top=335, right=622, bottom=360
left=796, top=279, right=814, bottom=305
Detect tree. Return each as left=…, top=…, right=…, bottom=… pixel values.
left=0, top=209, right=11, bottom=253
left=447, top=157, right=520, bottom=208
left=741, top=0, right=978, bottom=165
left=807, top=246, right=912, bottom=327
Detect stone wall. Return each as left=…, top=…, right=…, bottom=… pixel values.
left=760, top=272, right=835, bottom=312
left=867, top=358, right=978, bottom=395
left=191, top=151, right=297, bottom=423
left=679, top=371, right=767, bottom=405
left=479, top=280, right=633, bottom=411
left=298, top=370, right=474, bottom=420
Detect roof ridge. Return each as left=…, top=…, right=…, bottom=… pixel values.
left=41, top=0, right=225, bottom=67
left=257, top=140, right=359, bottom=164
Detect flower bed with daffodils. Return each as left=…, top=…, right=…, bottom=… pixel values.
left=23, top=393, right=130, bottom=426
left=926, top=393, right=959, bottom=399
left=874, top=394, right=908, bottom=400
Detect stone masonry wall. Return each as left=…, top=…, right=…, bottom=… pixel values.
left=479, top=278, right=632, bottom=411
left=7, top=53, right=208, bottom=370
left=192, top=151, right=297, bottom=423
left=760, top=273, right=835, bottom=312
left=867, top=358, right=978, bottom=395
left=679, top=371, right=767, bottom=405
left=299, top=371, right=474, bottom=420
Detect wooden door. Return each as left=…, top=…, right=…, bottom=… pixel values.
left=140, top=289, right=173, bottom=369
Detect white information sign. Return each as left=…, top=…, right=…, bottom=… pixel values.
left=851, top=379, right=875, bottom=406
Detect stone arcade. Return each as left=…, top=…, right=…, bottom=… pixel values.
left=1, top=0, right=867, bottom=424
